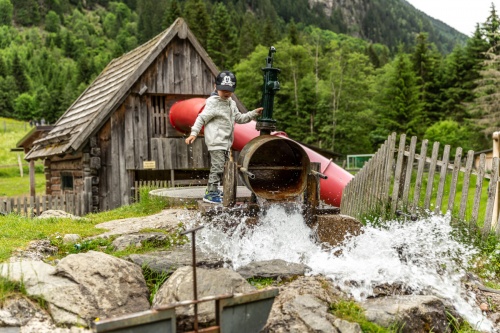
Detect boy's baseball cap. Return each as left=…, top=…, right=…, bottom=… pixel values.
left=216, top=71, right=237, bottom=92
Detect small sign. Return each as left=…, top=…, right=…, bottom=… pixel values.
left=143, top=161, right=156, bottom=169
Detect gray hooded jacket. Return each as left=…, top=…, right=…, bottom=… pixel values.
left=190, top=95, right=260, bottom=151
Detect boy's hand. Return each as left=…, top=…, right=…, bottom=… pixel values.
left=254, top=107, right=263, bottom=115
left=185, top=135, right=196, bottom=145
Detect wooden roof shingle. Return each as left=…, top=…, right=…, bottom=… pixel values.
left=25, top=18, right=222, bottom=160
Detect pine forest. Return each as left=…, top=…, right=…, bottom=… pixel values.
left=0, top=0, right=499, bottom=155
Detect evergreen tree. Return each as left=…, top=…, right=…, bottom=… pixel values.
left=184, top=0, right=210, bottom=48
left=238, top=12, right=258, bottom=59
left=207, top=3, right=238, bottom=69
left=0, top=0, right=13, bottom=26
left=164, top=0, right=182, bottom=29
left=262, top=18, right=278, bottom=48
left=0, top=55, right=7, bottom=77
left=288, top=19, right=299, bottom=45
left=45, top=10, right=61, bottom=33
left=12, top=0, right=40, bottom=26
left=374, top=51, right=422, bottom=138
left=482, top=3, right=500, bottom=49
left=0, top=75, right=17, bottom=117
left=411, top=33, right=443, bottom=125
left=137, top=0, right=168, bottom=43
left=469, top=44, right=500, bottom=138
left=11, top=53, right=30, bottom=93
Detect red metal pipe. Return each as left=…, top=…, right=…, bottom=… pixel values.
left=169, top=98, right=353, bottom=207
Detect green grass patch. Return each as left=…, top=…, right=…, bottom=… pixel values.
left=247, top=277, right=277, bottom=289
left=330, top=300, right=401, bottom=332
left=0, top=118, right=32, bottom=166
left=0, top=166, right=46, bottom=197
left=0, top=187, right=175, bottom=263
left=142, top=265, right=172, bottom=304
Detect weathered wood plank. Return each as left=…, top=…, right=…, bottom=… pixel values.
left=390, top=134, right=406, bottom=215
left=482, top=157, right=499, bottom=238
left=471, top=154, right=486, bottom=229
left=124, top=98, right=136, bottom=170
left=447, top=147, right=462, bottom=214
left=459, top=151, right=474, bottom=221
left=424, top=141, right=440, bottom=210
left=435, top=145, right=450, bottom=214
left=402, top=136, right=417, bottom=208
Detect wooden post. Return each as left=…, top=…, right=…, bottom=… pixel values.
left=304, top=162, right=320, bottom=225
left=29, top=159, right=35, bottom=197
left=223, top=151, right=237, bottom=207
left=17, top=154, right=23, bottom=178
left=492, top=131, right=500, bottom=230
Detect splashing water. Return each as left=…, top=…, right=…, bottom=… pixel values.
left=180, top=205, right=494, bottom=332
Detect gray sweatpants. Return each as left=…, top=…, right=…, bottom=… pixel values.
left=207, top=150, right=229, bottom=193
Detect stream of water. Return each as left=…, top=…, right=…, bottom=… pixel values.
left=181, top=205, right=494, bottom=332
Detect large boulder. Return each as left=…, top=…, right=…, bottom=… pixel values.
left=361, top=295, right=462, bottom=333
left=0, top=251, right=150, bottom=327
left=263, top=275, right=350, bottom=333
left=54, top=251, right=150, bottom=320
left=152, top=266, right=255, bottom=330
left=236, top=259, right=311, bottom=280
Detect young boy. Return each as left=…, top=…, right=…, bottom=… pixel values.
left=185, top=70, right=263, bottom=204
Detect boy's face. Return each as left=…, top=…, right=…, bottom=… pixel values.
left=217, top=89, right=233, bottom=100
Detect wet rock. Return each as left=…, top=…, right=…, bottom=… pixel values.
left=152, top=266, right=255, bottom=330
left=127, top=245, right=229, bottom=273
left=236, top=259, right=311, bottom=280
left=361, top=295, right=461, bottom=333
left=263, top=276, right=347, bottom=333
left=313, top=214, right=364, bottom=248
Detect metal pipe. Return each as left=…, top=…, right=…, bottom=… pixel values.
left=239, top=167, right=256, bottom=179
left=310, top=170, right=328, bottom=179
left=181, top=225, right=204, bottom=332
left=395, top=210, right=418, bottom=221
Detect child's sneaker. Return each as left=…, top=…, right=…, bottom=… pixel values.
left=203, top=191, right=222, bottom=204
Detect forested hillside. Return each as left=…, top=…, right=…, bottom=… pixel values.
left=0, top=0, right=498, bottom=155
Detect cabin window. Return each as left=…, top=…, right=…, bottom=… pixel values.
left=151, top=95, right=168, bottom=137
left=61, top=173, right=74, bottom=190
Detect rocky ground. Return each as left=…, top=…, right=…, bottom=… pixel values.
left=0, top=208, right=499, bottom=333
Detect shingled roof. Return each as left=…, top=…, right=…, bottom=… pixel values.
left=25, top=18, right=235, bottom=160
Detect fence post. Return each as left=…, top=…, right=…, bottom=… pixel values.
left=492, top=131, right=500, bottom=230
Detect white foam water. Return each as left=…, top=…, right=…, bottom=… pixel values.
left=181, top=205, right=494, bottom=332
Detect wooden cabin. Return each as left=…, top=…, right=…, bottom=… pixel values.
left=25, top=18, right=248, bottom=213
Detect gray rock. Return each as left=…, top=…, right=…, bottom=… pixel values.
left=62, top=234, right=81, bottom=244
left=333, top=318, right=362, bottom=333
left=236, top=259, right=311, bottom=280
left=55, top=251, right=150, bottom=321
left=152, top=266, right=255, bottom=330
left=0, top=260, right=94, bottom=326
left=263, top=276, right=347, bottom=333
left=128, top=246, right=229, bottom=273
left=111, top=233, right=169, bottom=251
left=361, top=295, right=461, bottom=333
left=36, top=210, right=80, bottom=219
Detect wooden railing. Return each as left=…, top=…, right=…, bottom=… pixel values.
left=340, top=133, right=500, bottom=238
left=0, top=193, right=86, bottom=217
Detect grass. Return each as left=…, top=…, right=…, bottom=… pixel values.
left=0, top=117, right=32, bottom=166
left=330, top=300, right=401, bottom=332
left=0, top=166, right=46, bottom=197
left=0, top=117, right=46, bottom=197
left=0, top=187, right=170, bottom=262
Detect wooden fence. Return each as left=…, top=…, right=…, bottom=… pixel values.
left=340, top=133, right=500, bottom=238
left=0, top=193, right=86, bottom=217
